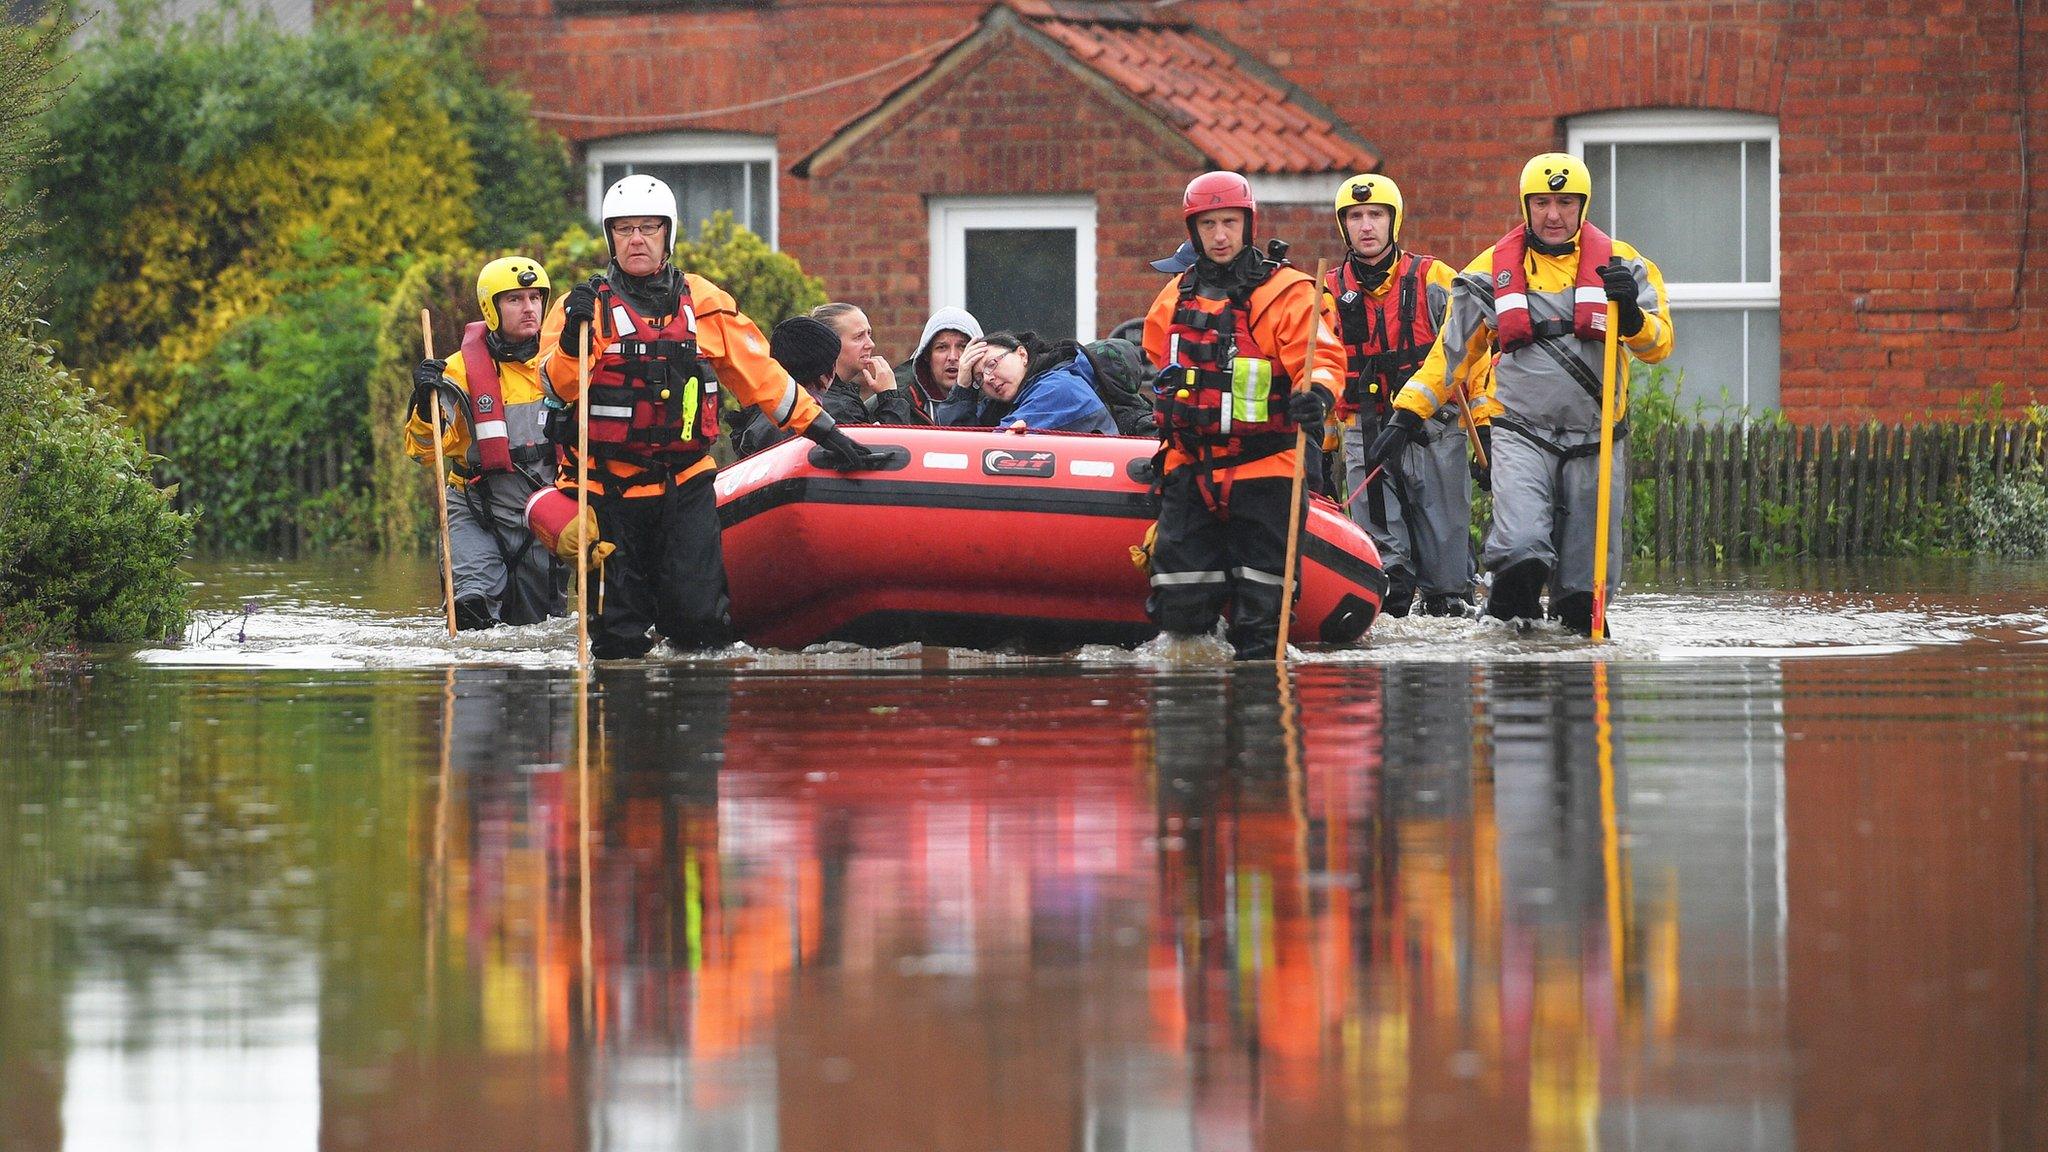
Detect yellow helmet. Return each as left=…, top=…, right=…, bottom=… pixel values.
left=476, top=256, right=551, bottom=331
left=1333, top=173, right=1404, bottom=247
left=1518, top=152, right=1592, bottom=228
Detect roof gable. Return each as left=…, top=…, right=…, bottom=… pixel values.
left=796, top=1, right=1377, bottom=180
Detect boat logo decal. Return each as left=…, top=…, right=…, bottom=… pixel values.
left=983, top=449, right=1056, bottom=478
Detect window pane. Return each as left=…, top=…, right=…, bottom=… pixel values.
left=1585, top=143, right=1613, bottom=234
left=1745, top=139, right=1772, bottom=283
left=748, top=161, right=772, bottom=242
left=965, top=229, right=1077, bottom=340
left=1649, top=307, right=1778, bottom=417
left=1744, top=307, right=1780, bottom=411
left=1613, top=142, right=1743, bottom=283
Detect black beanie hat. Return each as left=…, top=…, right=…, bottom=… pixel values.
left=770, top=316, right=841, bottom=384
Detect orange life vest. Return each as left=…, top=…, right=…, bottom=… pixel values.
left=581, top=280, right=718, bottom=465
left=1156, top=268, right=1296, bottom=446
left=1493, top=222, right=1614, bottom=351
left=1325, top=252, right=1437, bottom=418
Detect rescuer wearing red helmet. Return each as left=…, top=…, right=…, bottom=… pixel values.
left=1324, top=173, right=1472, bottom=618
left=1141, top=171, right=1347, bottom=659
left=405, top=255, right=568, bottom=630
left=1363, top=153, right=1672, bottom=635
left=541, top=175, right=889, bottom=659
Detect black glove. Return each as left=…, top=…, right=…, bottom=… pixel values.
left=559, top=283, right=599, bottom=355
left=1363, top=408, right=1424, bottom=476
left=1286, top=384, right=1330, bottom=427
left=1470, top=423, right=1493, bottom=492
left=1597, top=261, right=1646, bottom=337
left=410, top=359, right=447, bottom=422
left=806, top=422, right=890, bottom=471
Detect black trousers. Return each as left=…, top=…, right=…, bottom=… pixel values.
left=587, top=471, right=733, bottom=659
left=1146, top=468, right=1298, bottom=659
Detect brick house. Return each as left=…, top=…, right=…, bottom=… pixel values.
left=471, top=0, right=2045, bottom=423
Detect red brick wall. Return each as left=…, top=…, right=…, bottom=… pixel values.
left=462, top=0, right=2048, bottom=423
left=802, top=25, right=1201, bottom=354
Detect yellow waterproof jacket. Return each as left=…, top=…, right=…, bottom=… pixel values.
left=403, top=345, right=549, bottom=490
left=1395, top=232, right=1670, bottom=434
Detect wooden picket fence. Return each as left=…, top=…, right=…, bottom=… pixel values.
left=1631, top=421, right=2047, bottom=565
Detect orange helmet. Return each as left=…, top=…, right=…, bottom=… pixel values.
left=1182, top=171, right=1256, bottom=239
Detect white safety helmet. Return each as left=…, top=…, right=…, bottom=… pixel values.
left=600, top=174, right=678, bottom=258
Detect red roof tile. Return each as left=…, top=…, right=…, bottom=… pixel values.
left=1030, top=12, right=1376, bottom=175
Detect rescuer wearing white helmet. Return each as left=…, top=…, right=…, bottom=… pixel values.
left=1324, top=173, right=1474, bottom=617
left=540, top=175, right=887, bottom=659
left=405, top=255, right=567, bottom=630
left=1364, top=153, right=1673, bottom=635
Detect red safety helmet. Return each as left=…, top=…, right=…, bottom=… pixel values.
left=1182, top=171, right=1256, bottom=239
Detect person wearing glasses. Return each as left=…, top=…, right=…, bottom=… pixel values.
left=943, top=332, right=1117, bottom=434
left=539, top=175, right=887, bottom=659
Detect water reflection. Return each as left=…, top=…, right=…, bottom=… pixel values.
left=1, top=650, right=2042, bottom=1150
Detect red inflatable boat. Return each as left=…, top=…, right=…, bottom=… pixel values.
left=713, top=426, right=1385, bottom=651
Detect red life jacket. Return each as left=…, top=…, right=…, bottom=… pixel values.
left=1492, top=222, right=1614, bottom=351
left=459, top=322, right=515, bottom=473
left=1325, top=251, right=1438, bottom=418
left=1156, top=268, right=1297, bottom=445
left=582, top=280, right=717, bottom=463
left=456, top=322, right=554, bottom=477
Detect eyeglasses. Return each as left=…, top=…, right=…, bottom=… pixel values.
left=610, top=222, right=667, bottom=238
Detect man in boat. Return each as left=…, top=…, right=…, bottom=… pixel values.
left=729, top=315, right=841, bottom=459
left=541, top=174, right=888, bottom=659
left=893, top=306, right=983, bottom=422
left=1324, top=173, right=1474, bottom=618
left=1366, top=153, right=1671, bottom=635
left=1142, top=171, right=1347, bottom=660
left=404, top=256, right=567, bottom=631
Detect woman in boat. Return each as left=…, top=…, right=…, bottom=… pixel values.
left=944, top=331, right=1118, bottom=435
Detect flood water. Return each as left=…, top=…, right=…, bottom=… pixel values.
left=2, top=556, right=2045, bottom=1151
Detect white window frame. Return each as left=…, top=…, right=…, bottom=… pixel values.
left=585, top=132, right=778, bottom=248
left=1244, top=174, right=1333, bottom=205
left=1567, top=110, right=1779, bottom=309
left=929, top=196, right=1098, bottom=342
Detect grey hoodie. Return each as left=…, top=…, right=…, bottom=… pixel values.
left=894, top=306, right=984, bottom=414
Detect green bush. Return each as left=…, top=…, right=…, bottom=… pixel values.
left=674, top=212, right=828, bottom=324
left=157, top=245, right=382, bottom=552
left=24, top=2, right=576, bottom=433
left=0, top=14, right=191, bottom=681
left=0, top=331, right=194, bottom=677
left=1965, top=469, right=2048, bottom=559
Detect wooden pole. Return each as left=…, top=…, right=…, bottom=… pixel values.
left=576, top=326, right=592, bottom=670
left=422, top=310, right=457, bottom=638
left=1590, top=303, right=1621, bottom=642
left=1274, top=260, right=1330, bottom=663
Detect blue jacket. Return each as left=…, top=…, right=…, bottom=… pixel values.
left=939, top=354, right=1117, bottom=435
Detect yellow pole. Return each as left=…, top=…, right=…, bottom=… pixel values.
left=1590, top=303, right=1620, bottom=642
left=576, top=328, right=592, bottom=670
left=1275, top=260, right=1330, bottom=663
left=422, top=310, right=457, bottom=638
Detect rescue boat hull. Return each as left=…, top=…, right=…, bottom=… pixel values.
left=714, top=427, right=1385, bottom=651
